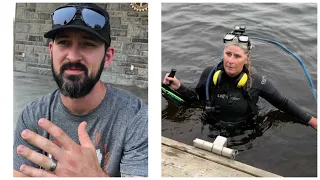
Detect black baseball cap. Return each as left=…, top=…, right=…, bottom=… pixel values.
left=44, top=3, right=111, bottom=46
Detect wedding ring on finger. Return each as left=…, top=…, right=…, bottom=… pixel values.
left=47, top=159, right=57, bottom=172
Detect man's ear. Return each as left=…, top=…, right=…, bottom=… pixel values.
left=104, top=46, right=115, bottom=68
left=49, top=41, right=54, bottom=60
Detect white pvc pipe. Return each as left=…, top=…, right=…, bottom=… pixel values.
left=221, top=147, right=237, bottom=159
left=203, top=141, right=213, bottom=151
left=193, top=136, right=238, bottom=160
left=193, top=138, right=205, bottom=149
left=211, top=145, right=222, bottom=155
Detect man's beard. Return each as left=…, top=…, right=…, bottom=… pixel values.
left=51, top=56, right=105, bottom=99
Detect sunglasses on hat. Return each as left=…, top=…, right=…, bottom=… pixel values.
left=51, top=5, right=108, bottom=30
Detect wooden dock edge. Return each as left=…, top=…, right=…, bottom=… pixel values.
left=162, top=136, right=281, bottom=177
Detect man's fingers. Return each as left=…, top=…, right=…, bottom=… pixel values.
left=17, top=145, right=52, bottom=170
left=78, top=121, right=95, bottom=149
left=20, top=164, right=56, bottom=177
left=20, top=129, right=63, bottom=160
left=37, top=118, right=78, bottom=151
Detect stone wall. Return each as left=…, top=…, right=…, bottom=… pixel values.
left=13, top=3, right=148, bottom=89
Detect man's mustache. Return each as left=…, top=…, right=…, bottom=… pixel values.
left=60, top=62, right=88, bottom=74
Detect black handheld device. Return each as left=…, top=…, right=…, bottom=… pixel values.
left=168, top=68, right=176, bottom=85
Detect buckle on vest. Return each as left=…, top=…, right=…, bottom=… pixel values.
left=205, top=105, right=220, bottom=113
left=205, top=106, right=215, bottom=113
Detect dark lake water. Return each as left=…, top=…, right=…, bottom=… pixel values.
left=161, top=3, right=317, bottom=177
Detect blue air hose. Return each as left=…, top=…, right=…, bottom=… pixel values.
left=205, top=65, right=217, bottom=102
left=205, top=56, right=224, bottom=102
left=251, top=37, right=317, bottom=101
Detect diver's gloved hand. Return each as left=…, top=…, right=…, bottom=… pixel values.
left=163, top=73, right=181, bottom=90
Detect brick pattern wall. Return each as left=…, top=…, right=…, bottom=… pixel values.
left=14, top=3, right=148, bottom=89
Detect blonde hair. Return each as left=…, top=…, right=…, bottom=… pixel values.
left=224, top=40, right=253, bottom=89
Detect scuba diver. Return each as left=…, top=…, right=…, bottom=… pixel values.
left=162, top=26, right=317, bottom=131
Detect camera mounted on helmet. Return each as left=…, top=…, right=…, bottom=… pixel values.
left=233, top=25, right=246, bottom=34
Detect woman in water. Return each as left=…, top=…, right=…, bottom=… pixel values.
left=163, top=26, right=317, bottom=130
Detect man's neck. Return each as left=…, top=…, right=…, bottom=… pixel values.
left=60, top=81, right=107, bottom=115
